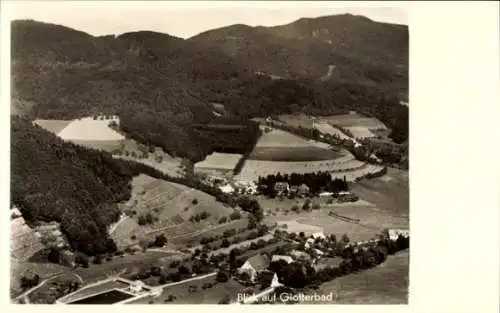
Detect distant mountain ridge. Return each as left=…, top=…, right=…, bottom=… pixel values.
left=11, top=15, right=408, bottom=160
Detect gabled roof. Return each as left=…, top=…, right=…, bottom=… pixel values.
left=245, top=254, right=270, bottom=271
left=272, top=255, right=293, bottom=264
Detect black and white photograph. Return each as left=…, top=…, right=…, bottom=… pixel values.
left=8, top=1, right=409, bottom=305
left=4, top=1, right=497, bottom=309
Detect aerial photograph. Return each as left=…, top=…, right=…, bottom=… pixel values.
left=10, top=2, right=409, bottom=305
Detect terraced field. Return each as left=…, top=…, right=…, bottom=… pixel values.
left=112, top=175, right=243, bottom=248
left=236, top=126, right=365, bottom=183
left=303, top=250, right=409, bottom=304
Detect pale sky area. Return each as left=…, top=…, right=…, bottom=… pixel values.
left=5, top=1, right=408, bottom=38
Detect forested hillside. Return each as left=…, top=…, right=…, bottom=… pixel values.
left=11, top=15, right=408, bottom=160
left=11, top=116, right=133, bottom=255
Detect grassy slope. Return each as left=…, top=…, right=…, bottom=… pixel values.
left=308, top=250, right=409, bottom=304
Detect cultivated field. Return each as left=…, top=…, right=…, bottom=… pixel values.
left=254, top=128, right=317, bottom=148
left=33, top=119, right=72, bottom=135
left=235, top=126, right=372, bottom=183
left=235, top=158, right=379, bottom=183
left=249, top=146, right=342, bottom=162
left=345, top=126, right=376, bottom=139
left=320, top=113, right=388, bottom=130
left=35, top=116, right=125, bottom=152
left=111, top=175, right=244, bottom=248
left=260, top=187, right=408, bottom=243
left=350, top=168, right=409, bottom=217
left=58, top=117, right=124, bottom=141
left=304, top=250, right=409, bottom=304
left=194, top=152, right=243, bottom=172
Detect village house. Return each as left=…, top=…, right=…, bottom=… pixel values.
left=273, top=182, right=290, bottom=195
left=290, top=250, right=312, bottom=264
left=297, top=183, right=310, bottom=197
left=387, top=229, right=410, bottom=241
left=238, top=254, right=271, bottom=282
left=59, top=250, right=76, bottom=268
left=271, top=255, right=294, bottom=264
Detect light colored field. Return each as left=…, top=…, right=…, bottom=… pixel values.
left=345, top=126, right=376, bottom=139
left=350, top=168, right=409, bottom=217
left=262, top=191, right=408, bottom=242
left=304, top=251, right=409, bottom=304
left=313, top=122, right=352, bottom=140
left=277, top=114, right=315, bottom=128
left=58, top=116, right=124, bottom=141
left=33, top=119, right=72, bottom=135
left=276, top=220, right=323, bottom=236
left=116, top=155, right=183, bottom=178
left=321, top=114, right=388, bottom=130
left=194, top=153, right=243, bottom=171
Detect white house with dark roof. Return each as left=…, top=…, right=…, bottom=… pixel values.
left=271, top=255, right=293, bottom=264
left=238, top=254, right=270, bottom=282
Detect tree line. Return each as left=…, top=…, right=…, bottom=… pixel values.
left=257, top=171, right=349, bottom=197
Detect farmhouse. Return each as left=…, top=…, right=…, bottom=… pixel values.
left=274, top=182, right=290, bottom=195
left=57, top=117, right=125, bottom=152
left=388, top=229, right=410, bottom=241
left=290, top=250, right=312, bottom=263
left=238, top=254, right=270, bottom=282
left=271, top=255, right=294, bottom=264
left=219, top=184, right=235, bottom=194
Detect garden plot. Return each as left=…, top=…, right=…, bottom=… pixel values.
left=58, top=117, right=124, bottom=141
left=345, top=126, right=376, bottom=139
left=235, top=157, right=366, bottom=183
left=112, top=175, right=241, bottom=248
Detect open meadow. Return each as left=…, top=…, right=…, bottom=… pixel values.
left=304, top=250, right=409, bottom=304
left=349, top=168, right=409, bottom=217
left=259, top=178, right=408, bottom=242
